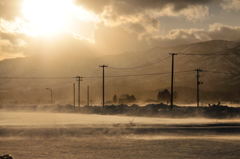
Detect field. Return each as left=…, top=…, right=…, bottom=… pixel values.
left=1, top=111, right=240, bottom=159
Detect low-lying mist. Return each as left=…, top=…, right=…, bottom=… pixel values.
left=0, top=111, right=240, bottom=139
left=1, top=111, right=240, bottom=127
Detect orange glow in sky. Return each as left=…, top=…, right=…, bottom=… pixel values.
left=21, top=0, right=99, bottom=37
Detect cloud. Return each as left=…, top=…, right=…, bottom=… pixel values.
left=92, top=22, right=240, bottom=54
left=209, top=23, right=240, bottom=41
left=149, top=23, right=240, bottom=47
left=0, top=0, right=22, bottom=20
left=0, top=31, right=26, bottom=60
left=74, top=0, right=212, bottom=42
left=0, top=0, right=23, bottom=55
left=221, top=0, right=240, bottom=11
left=0, top=0, right=213, bottom=43
left=0, top=0, right=239, bottom=59
left=77, top=0, right=212, bottom=14
left=1, top=22, right=240, bottom=60
left=98, top=0, right=211, bottom=23
left=77, top=0, right=212, bottom=20
left=175, top=5, right=209, bottom=21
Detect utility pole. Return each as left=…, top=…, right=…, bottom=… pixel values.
left=76, top=76, right=83, bottom=109
left=195, top=69, right=204, bottom=107
left=73, top=83, right=76, bottom=110
left=87, top=85, right=90, bottom=106
left=169, top=53, right=178, bottom=110
left=99, top=65, right=108, bottom=107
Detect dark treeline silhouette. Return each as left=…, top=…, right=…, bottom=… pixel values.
left=1, top=103, right=240, bottom=119
left=81, top=104, right=240, bottom=118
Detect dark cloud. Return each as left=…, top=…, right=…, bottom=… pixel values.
left=0, top=0, right=239, bottom=59
left=76, top=0, right=212, bottom=40
left=77, top=0, right=214, bottom=15
left=0, top=0, right=217, bottom=21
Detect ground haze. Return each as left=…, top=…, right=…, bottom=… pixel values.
left=1, top=111, right=240, bottom=159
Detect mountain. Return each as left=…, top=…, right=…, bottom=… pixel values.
left=0, top=40, right=239, bottom=104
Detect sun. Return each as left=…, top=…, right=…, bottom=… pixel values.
left=21, top=0, right=98, bottom=37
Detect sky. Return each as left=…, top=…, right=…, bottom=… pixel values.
left=0, top=0, right=240, bottom=60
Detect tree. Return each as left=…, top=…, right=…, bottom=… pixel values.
left=119, top=94, right=137, bottom=104
left=129, top=95, right=136, bottom=102
left=157, top=89, right=171, bottom=104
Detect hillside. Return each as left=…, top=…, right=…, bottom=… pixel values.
left=0, top=40, right=239, bottom=104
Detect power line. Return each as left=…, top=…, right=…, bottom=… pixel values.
left=0, top=70, right=194, bottom=81
left=0, top=70, right=234, bottom=80
left=0, top=77, right=73, bottom=80
left=83, top=70, right=193, bottom=79
left=178, top=53, right=236, bottom=56
left=108, top=56, right=170, bottom=70
left=204, top=70, right=233, bottom=75
left=106, top=72, right=170, bottom=78
left=105, top=51, right=236, bottom=70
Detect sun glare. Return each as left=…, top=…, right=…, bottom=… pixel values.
left=21, top=0, right=98, bottom=37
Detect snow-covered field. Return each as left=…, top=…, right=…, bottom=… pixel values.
left=1, top=111, right=240, bottom=159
